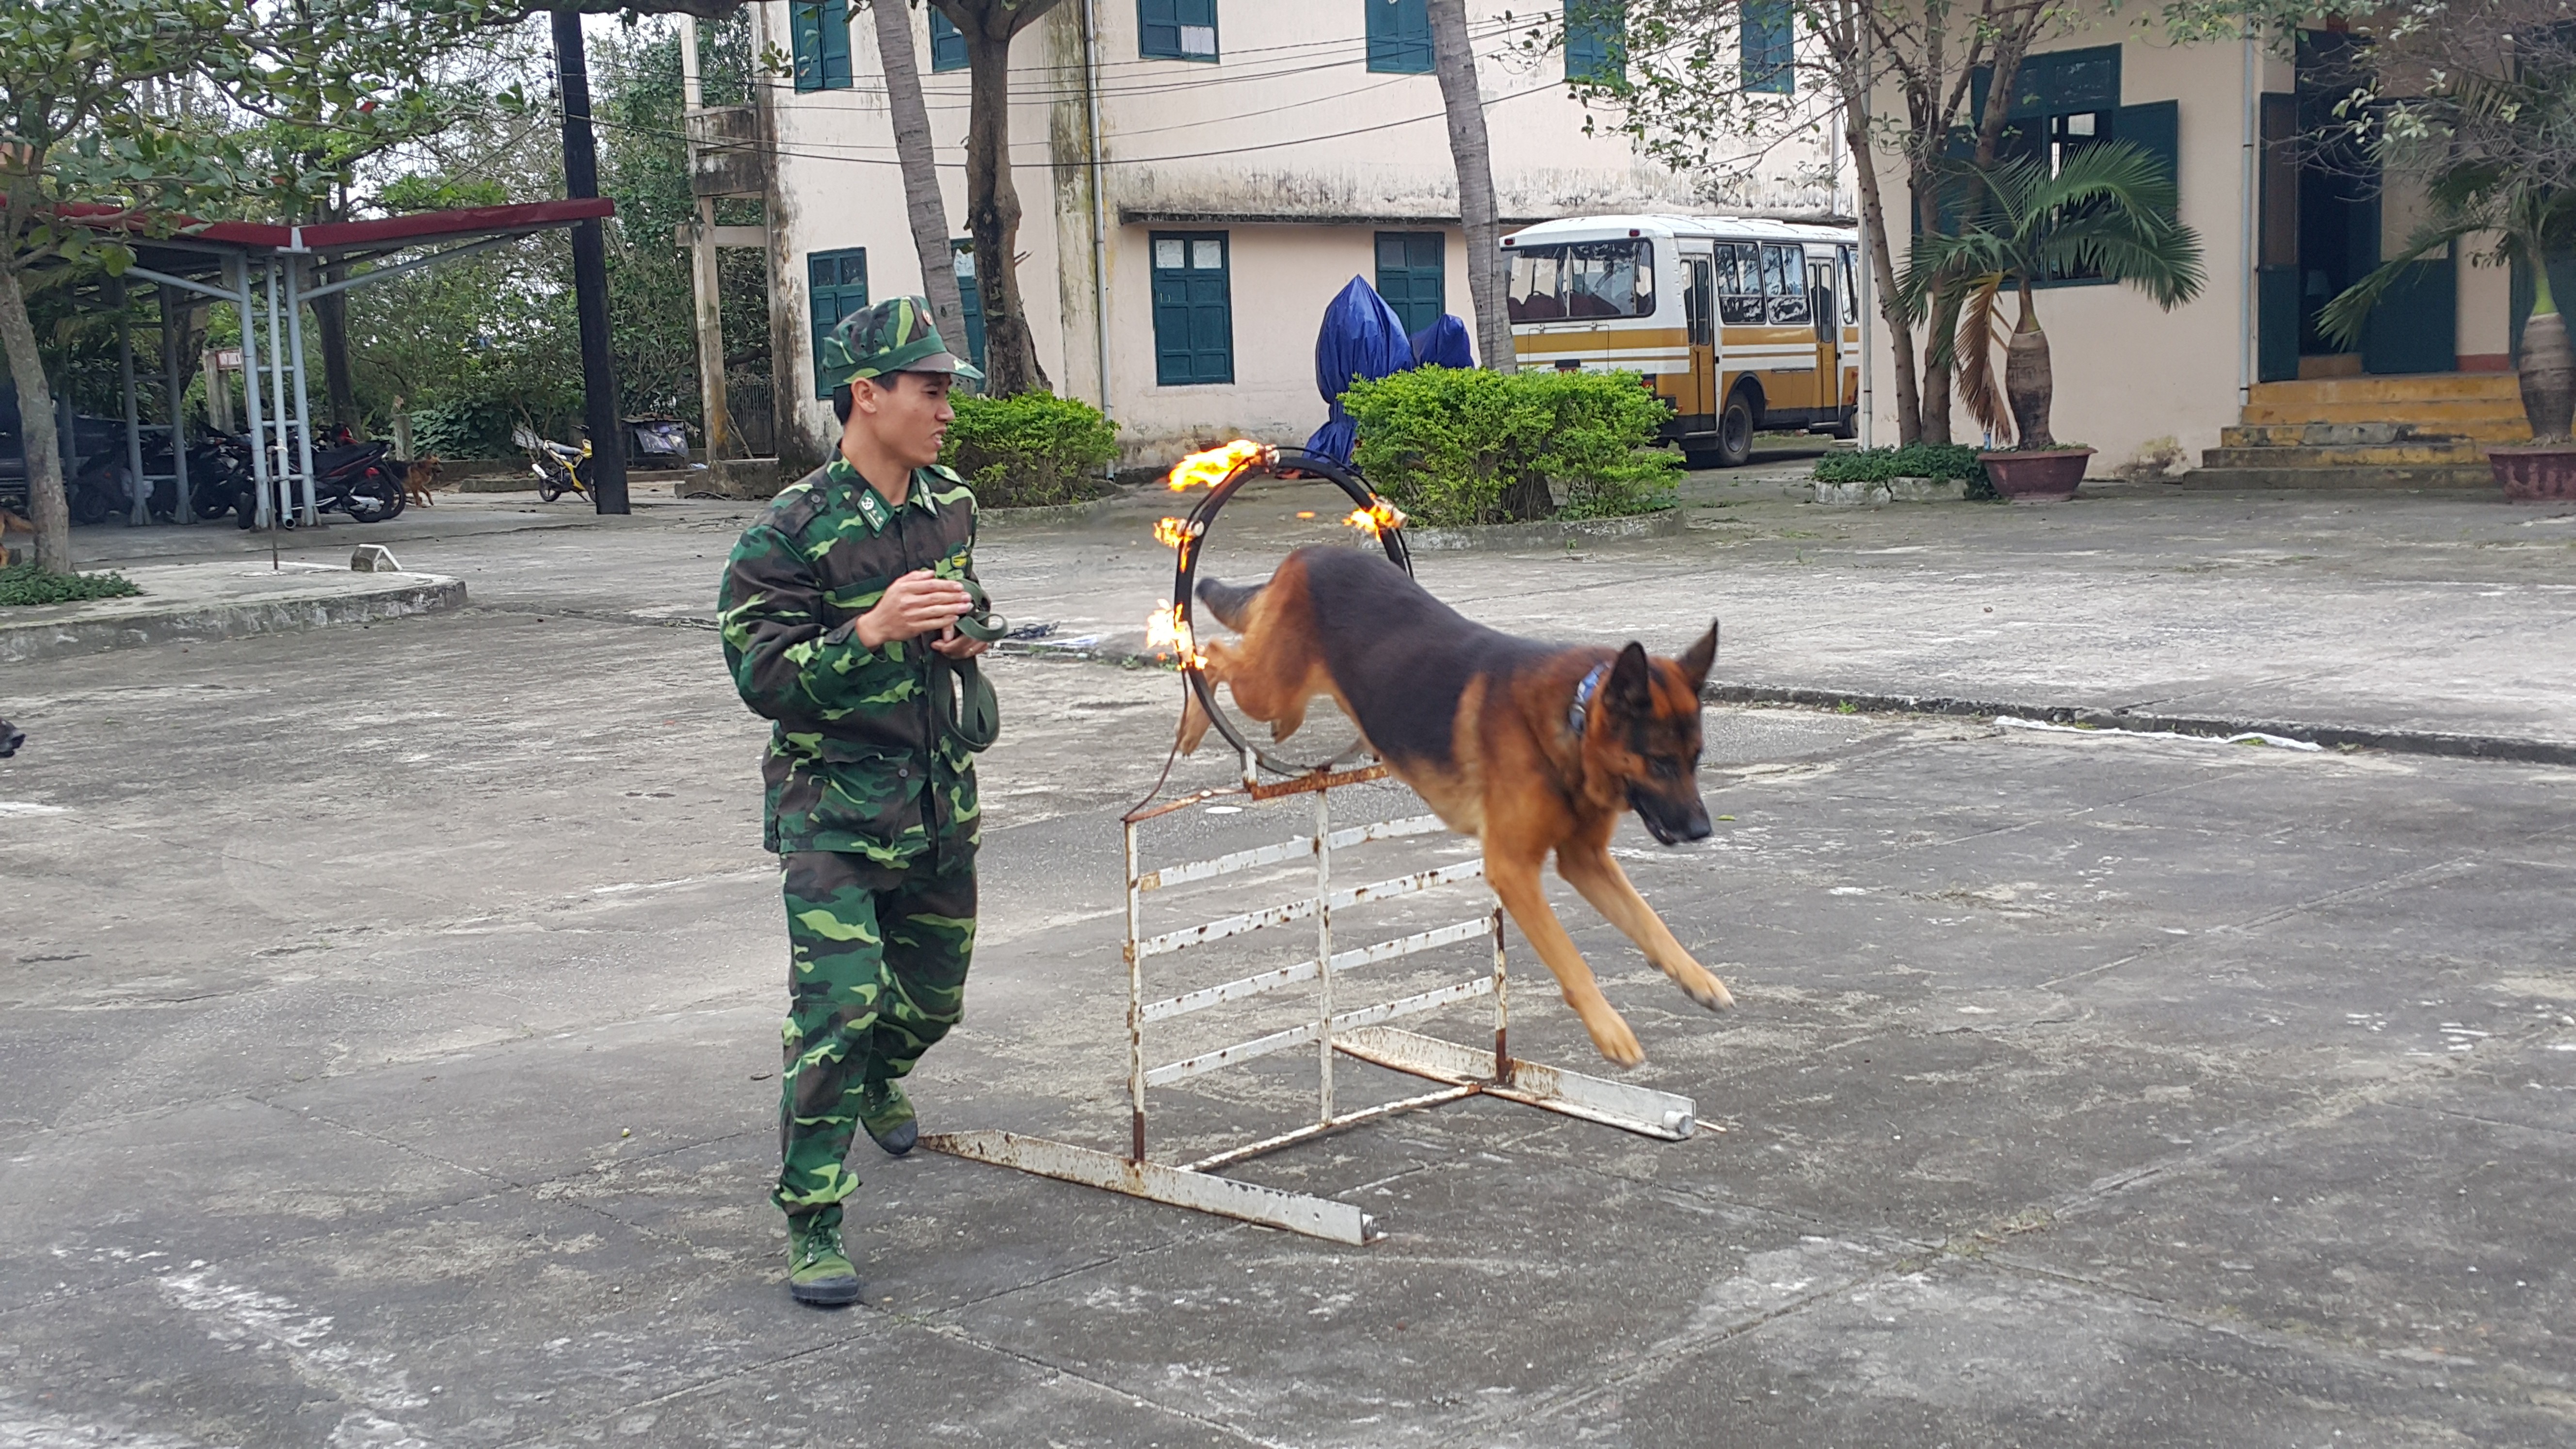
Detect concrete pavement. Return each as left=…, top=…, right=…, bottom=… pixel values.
left=3, top=468, right=2571, bottom=1447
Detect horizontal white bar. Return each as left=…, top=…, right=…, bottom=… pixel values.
left=1142, top=915, right=1497, bottom=1023
left=1146, top=977, right=1493, bottom=1088
left=1136, top=813, right=1447, bottom=893
left=920, top=1130, right=1377, bottom=1244
left=1334, top=1027, right=1698, bottom=1140
left=1136, top=858, right=1487, bottom=959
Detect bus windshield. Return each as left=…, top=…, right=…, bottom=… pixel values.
left=1507, top=240, right=1655, bottom=323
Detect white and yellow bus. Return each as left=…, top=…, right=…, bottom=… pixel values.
left=1504, top=214, right=1860, bottom=467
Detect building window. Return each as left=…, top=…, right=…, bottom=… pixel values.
left=1140, top=0, right=1219, bottom=61
left=1366, top=0, right=1431, bottom=74
left=1963, top=48, right=2178, bottom=283
left=930, top=10, right=967, bottom=72
left=807, top=247, right=868, bottom=397
left=951, top=240, right=986, bottom=372
left=1740, top=0, right=1792, bottom=95
left=1564, top=0, right=1625, bottom=84
left=1375, top=232, right=1446, bottom=335
left=1151, top=231, right=1233, bottom=385
left=789, top=0, right=853, bottom=92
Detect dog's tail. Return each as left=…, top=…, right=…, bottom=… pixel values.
left=1194, top=576, right=1263, bottom=630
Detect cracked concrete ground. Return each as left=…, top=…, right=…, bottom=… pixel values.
left=4, top=474, right=2572, bottom=1447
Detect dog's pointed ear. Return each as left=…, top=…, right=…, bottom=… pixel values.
left=1677, top=619, right=1719, bottom=694
left=1607, top=641, right=1653, bottom=710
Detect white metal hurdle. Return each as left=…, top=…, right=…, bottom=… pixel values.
left=921, top=761, right=1699, bottom=1245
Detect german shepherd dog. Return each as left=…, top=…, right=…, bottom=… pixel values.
left=1180, top=545, right=1729, bottom=1067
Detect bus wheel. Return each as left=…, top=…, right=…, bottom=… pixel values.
left=1713, top=392, right=1756, bottom=467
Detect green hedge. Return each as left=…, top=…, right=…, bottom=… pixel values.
left=1343, top=367, right=1679, bottom=527
left=1812, top=443, right=1991, bottom=487
left=0, top=564, right=142, bottom=607
left=941, top=392, right=1119, bottom=509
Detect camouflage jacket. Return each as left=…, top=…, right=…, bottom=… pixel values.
left=718, top=457, right=982, bottom=870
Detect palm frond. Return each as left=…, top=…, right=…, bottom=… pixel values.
left=1952, top=273, right=2012, bottom=443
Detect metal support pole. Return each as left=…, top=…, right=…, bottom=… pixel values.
left=264, top=258, right=293, bottom=528
left=284, top=260, right=320, bottom=526
left=112, top=275, right=147, bottom=526
left=554, top=7, right=630, bottom=514
left=1126, top=817, right=1147, bottom=1164
left=1314, top=789, right=1335, bottom=1124
left=161, top=288, right=191, bottom=523
left=237, top=258, right=273, bottom=531
left=1491, top=905, right=1509, bottom=1083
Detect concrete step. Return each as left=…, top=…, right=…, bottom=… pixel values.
left=2175, top=464, right=2495, bottom=491
left=2200, top=441, right=2490, bottom=469
left=2220, top=422, right=2489, bottom=449
left=2248, top=373, right=2522, bottom=405
left=2240, top=401, right=2532, bottom=439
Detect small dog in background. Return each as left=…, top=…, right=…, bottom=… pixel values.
left=1, top=508, right=32, bottom=566
left=404, top=455, right=443, bottom=508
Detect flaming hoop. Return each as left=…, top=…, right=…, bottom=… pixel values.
left=1142, top=439, right=1413, bottom=781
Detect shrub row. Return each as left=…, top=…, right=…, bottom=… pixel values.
left=1811, top=442, right=1990, bottom=485
left=0, top=564, right=142, bottom=608
left=942, top=392, right=1119, bottom=509
left=1342, top=367, right=1679, bottom=527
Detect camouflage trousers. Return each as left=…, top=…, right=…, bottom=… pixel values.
left=772, top=850, right=976, bottom=1217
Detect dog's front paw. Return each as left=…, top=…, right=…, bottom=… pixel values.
left=1585, top=1013, right=1645, bottom=1070
left=1674, top=964, right=1734, bottom=1013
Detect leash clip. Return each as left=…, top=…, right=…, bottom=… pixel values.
left=1567, top=661, right=1608, bottom=740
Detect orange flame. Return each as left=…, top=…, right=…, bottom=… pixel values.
left=1342, top=498, right=1408, bottom=537
left=1166, top=438, right=1269, bottom=492
left=1144, top=601, right=1209, bottom=669
left=1153, top=516, right=1192, bottom=549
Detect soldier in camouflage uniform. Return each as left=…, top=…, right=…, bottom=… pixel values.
left=718, top=297, right=993, bottom=1308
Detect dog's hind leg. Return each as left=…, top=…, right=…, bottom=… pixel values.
left=1555, top=838, right=1734, bottom=1013
left=1483, top=847, right=1644, bottom=1068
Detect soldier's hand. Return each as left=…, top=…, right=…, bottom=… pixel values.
left=854, top=570, right=972, bottom=648
left=930, top=626, right=990, bottom=660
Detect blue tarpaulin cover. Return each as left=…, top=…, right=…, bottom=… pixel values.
left=1304, top=276, right=1417, bottom=465
left=1409, top=314, right=1475, bottom=370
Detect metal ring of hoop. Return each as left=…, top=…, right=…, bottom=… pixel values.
left=1171, top=446, right=1412, bottom=779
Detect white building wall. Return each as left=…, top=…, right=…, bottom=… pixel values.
left=759, top=0, right=1848, bottom=463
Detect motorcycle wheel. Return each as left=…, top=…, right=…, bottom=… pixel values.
left=536, top=472, right=564, bottom=503
left=70, top=482, right=114, bottom=526
left=345, top=472, right=404, bottom=523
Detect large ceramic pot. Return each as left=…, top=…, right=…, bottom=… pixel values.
left=2489, top=443, right=2576, bottom=502
left=1979, top=447, right=2093, bottom=503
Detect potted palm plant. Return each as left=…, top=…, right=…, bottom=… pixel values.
left=2318, top=39, right=2576, bottom=500
left=1906, top=144, right=2207, bottom=501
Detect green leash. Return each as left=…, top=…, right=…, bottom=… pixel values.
left=932, top=579, right=1004, bottom=753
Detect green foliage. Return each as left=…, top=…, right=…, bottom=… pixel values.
left=1343, top=367, right=1678, bottom=527
left=940, top=392, right=1119, bottom=508
left=0, top=563, right=142, bottom=606
left=1812, top=443, right=1986, bottom=483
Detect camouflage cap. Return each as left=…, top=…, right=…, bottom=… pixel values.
left=818, top=295, right=985, bottom=390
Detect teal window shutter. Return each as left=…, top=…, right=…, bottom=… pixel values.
left=1140, top=0, right=1218, bottom=60
left=1150, top=232, right=1233, bottom=385
left=808, top=248, right=869, bottom=397
left=930, top=11, right=967, bottom=72
left=790, top=1, right=823, bottom=92
left=1367, top=0, right=1432, bottom=74
left=2112, top=99, right=2180, bottom=218
left=1375, top=232, right=1446, bottom=335
left=820, top=0, right=851, bottom=90
left=1741, top=0, right=1793, bottom=95
left=1565, top=0, right=1625, bottom=84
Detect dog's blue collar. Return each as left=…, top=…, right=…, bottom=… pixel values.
left=1568, top=662, right=1609, bottom=740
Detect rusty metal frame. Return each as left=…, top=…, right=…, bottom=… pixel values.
left=922, top=773, right=1700, bottom=1246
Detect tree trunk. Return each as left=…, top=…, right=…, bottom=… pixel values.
left=1427, top=0, right=1515, bottom=378
left=870, top=0, right=969, bottom=352
left=933, top=0, right=1061, bottom=398
left=2003, top=283, right=2053, bottom=449
left=1844, top=62, right=1920, bottom=445
left=0, top=266, right=72, bottom=573
left=313, top=277, right=360, bottom=433
left=2519, top=265, right=2573, bottom=442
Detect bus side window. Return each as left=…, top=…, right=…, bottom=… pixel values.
left=1839, top=245, right=1859, bottom=324
left=1686, top=257, right=1713, bottom=347
left=1718, top=243, right=1765, bottom=326
left=1763, top=244, right=1809, bottom=326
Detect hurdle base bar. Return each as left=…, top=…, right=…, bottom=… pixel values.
left=921, top=1031, right=1697, bottom=1245
left=920, top=1129, right=1383, bottom=1245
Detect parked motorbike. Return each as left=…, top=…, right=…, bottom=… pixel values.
left=514, top=423, right=591, bottom=502
left=234, top=429, right=407, bottom=528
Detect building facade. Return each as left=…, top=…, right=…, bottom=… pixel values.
left=735, top=0, right=1852, bottom=464
left=1863, top=20, right=2558, bottom=482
